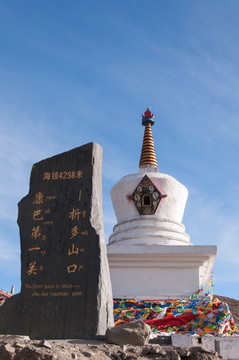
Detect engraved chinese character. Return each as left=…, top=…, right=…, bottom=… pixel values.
left=33, top=210, right=43, bottom=221
left=68, top=243, right=79, bottom=256
left=27, top=261, right=37, bottom=276
left=31, top=226, right=41, bottom=239
left=51, top=171, right=59, bottom=180
left=81, top=230, right=88, bottom=236
left=69, top=208, right=81, bottom=221
left=82, top=210, right=86, bottom=219
left=79, top=265, right=83, bottom=270
left=45, top=209, right=51, bottom=214
left=42, top=234, right=46, bottom=241
left=40, top=250, right=47, bottom=256
left=69, top=226, right=78, bottom=239
left=28, top=247, right=40, bottom=252
left=76, top=170, right=83, bottom=179
left=33, top=192, right=44, bottom=205
left=67, top=264, right=77, bottom=273
left=43, top=221, right=54, bottom=225
left=46, top=195, right=56, bottom=200
left=43, top=172, right=51, bottom=180
left=39, top=265, right=44, bottom=271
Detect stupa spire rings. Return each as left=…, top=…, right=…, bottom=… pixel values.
left=139, top=108, right=158, bottom=169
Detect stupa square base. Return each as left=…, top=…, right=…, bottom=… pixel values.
left=107, top=244, right=217, bottom=299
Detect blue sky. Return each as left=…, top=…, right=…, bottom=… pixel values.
left=0, top=0, right=239, bottom=299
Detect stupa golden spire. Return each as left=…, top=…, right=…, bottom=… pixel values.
left=139, top=108, right=158, bottom=168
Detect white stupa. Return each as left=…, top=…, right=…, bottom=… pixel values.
left=107, top=109, right=217, bottom=299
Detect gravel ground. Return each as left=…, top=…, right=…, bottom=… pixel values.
left=0, top=335, right=222, bottom=360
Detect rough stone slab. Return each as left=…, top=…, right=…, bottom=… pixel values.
left=105, top=320, right=151, bottom=346
left=0, top=143, right=113, bottom=339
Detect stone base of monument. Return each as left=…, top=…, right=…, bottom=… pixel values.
left=107, top=244, right=217, bottom=299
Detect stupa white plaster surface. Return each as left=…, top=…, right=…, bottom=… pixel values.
left=107, top=109, right=217, bottom=299
left=108, top=244, right=216, bottom=299
left=109, top=169, right=191, bottom=246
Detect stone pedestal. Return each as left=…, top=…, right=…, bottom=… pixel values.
left=107, top=244, right=217, bottom=299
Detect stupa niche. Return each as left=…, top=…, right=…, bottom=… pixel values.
left=107, top=109, right=217, bottom=300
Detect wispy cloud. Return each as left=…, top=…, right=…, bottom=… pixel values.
left=0, top=107, right=61, bottom=287
left=184, top=186, right=239, bottom=294
left=0, top=107, right=60, bottom=221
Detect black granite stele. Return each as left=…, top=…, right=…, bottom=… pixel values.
left=0, top=143, right=114, bottom=339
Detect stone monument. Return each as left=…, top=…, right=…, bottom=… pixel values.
left=0, top=142, right=114, bottom=339
left=107, top=109, right=217, bottom=299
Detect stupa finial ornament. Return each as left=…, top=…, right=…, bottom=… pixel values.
left=142, top=108, right=155, bottom=125
left=139, top=108, right=158, bottom=169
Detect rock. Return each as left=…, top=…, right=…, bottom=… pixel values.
left=111, top=352, right=121, bottom=360
left=175, top=347, right=191, bottom=357
left=38, top=340, right=52, bottom=349
left=142, top=344, right=163, bottom=355
left=4, top=344, right=15, bottom=354
left=120, top=344, right=128, bottom=352
left=125, top=346, right=137, bottom=353
left=106, top=320, right=151, bottom=346
left=81, top=350, right=95, bottom=357
left=115, top=349, right=133, bottom=360
left=170, top=349, right=181, bottom=360
left=0, top=344, right=15, bottom=360
left=14, top=346, right=44, bottom=360
left=14, top=342, right=25, bottom=349
left=187, top=346, right=222, bottom=360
